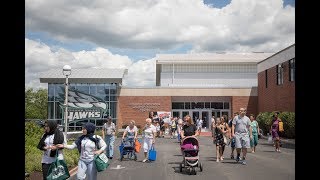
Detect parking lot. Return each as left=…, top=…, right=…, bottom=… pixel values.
left=69, top=135, right=295, bottom=180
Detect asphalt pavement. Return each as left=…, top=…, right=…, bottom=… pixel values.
left=69, top=135, right=295, bottom=180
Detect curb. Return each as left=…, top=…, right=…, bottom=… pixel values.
left=68, top=166, right=78, bottom=179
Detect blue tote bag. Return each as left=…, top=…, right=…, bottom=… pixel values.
left=148, top=145, right=157, bottom=161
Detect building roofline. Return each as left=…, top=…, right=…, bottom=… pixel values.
left=258, top=43, right=295, bottom=64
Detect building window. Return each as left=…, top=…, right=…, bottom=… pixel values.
left=289, top=58, right=295, bottom=81
left=185, top=102, right=191, bottom=109
left=276, top=64, right=284, bottom=85
left=223, top=102, right=229, bottom=109
left=265, top=70, right=268, bottom=88
left=48, top=83, right=118, bottom=129
left=211, top=102, right=223, bottom=109
left=172, top=102, right=184, bottom=109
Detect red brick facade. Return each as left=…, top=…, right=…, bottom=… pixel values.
left=117, top=95, right=258, bottom=129
left=117, top=96, right=171, bottom=129
left=258, top=60, right=295, bottom=113
left=232, top=96, right=258, bottom=117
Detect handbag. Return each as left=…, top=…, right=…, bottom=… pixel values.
left=94, top=135, right=109, bottom=172
left=94, top=153, right=109, bottom=172
left=268, top=134, right=273, bottom=144
left=135, top=139, right=141, bottom=153
left=278, top=121, right=284, bottom=132
left=148, top=145, right=157, bottom=161
left=223, top=134, right=228, bottom=145
left=46, top=151, right=70, bottom=180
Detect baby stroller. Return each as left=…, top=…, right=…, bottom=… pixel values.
left=179, top=136, right=203, bottom=175
left=119, top=137, right=137, bottom=161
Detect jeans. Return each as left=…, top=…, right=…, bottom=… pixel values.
left=41, top=163, right=51, bottom=180
left=77, top=159, right=97, bottom=180
left=105, top=135, right=115, bottom=157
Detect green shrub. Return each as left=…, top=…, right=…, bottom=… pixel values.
left=256, top=111, right=295, bottom=138
left=256, top=112, right=273, bottom=136
left=278, top=112, right=295, bottom=138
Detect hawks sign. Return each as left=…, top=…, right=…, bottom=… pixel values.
left=58, top=88, right=108, bottom=121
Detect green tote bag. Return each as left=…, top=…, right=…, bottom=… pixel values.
left=94, top=153, right=109, bottom=172
left=46, top=151, right=70, bottom=180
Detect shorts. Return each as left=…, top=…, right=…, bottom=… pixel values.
left=143, top=138, right=153, bottom=152
left=235, top=133, right=250, bottom=149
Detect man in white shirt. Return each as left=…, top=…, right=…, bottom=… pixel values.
left=232, top=108, right=253, bottom=165
left=102, top=116, right=116, bottom=159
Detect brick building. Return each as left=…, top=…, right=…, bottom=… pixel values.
left=257, top=44, right=295, bottom=113
left=39, top=44, right=295, bottom=131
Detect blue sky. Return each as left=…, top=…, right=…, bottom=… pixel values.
left=25, top=0, right=295, bottom=88
left=204, top=0, right=294, bottom=8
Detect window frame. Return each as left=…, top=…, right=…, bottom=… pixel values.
left=289, top=58, right=295, bottom=82
left=276, top=64, right=284, bottom=85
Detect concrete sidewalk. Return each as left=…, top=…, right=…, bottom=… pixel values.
left=67, top=135, right=295, bottom=179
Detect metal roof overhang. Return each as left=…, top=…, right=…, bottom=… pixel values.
left=40, top=78, right=123, bottom=84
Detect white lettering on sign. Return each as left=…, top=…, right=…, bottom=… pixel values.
left=88, top=112, right=95, bottom=118
left=79, top=112, right=88, bottom=119
left=68, top=111, right=101, bottom=121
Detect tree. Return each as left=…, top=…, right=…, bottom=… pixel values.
left=25, top=88, right=48, bottom=119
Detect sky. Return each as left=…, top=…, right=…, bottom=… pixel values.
left=25, top=0, right=295, bottom=89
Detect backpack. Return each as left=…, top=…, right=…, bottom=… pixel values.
left=278, top=121, right=284, bottom=132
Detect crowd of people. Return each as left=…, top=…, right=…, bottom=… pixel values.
left=37, top=108, right=283, bottom=179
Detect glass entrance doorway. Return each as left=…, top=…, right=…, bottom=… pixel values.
left=212, top=110, right=221, bottom=118
left=172, top=110, right=230, bottom=130
left=191, top=111, right=210, bottom=130
left=192, top=111, right=199, bottom=124
left=201, top=111, right=209, bottom=129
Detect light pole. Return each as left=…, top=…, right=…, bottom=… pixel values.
left=63, top=65, right=71, bottom=137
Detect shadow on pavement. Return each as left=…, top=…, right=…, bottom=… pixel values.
left=168, top=161, right=183, bottom=165
left=221, top=161, right=240, bottom=164
left=172, top=165, right=202, bottom=175
left=262, top=150, right=278, bottom=152
left=259, top=142, right=295, bottom=150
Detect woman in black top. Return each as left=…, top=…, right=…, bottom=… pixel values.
left=180, top=115, right=199, bottom=139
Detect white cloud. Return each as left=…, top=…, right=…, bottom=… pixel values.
left=122, top=58, right=156, bottom=87
left=25, top=38, right=155, bottom=89
left=26, top=0, right=295, bottom=52
left=25, top=0, right=295, bottom=89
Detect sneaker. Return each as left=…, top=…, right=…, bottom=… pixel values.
left=277, top=149, right=281, bottom=153
left=142, top=158, right=148, bottom=163
left=236, top=155, right=240, bottom=162
left=230, top=155, right=234, bottom=159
